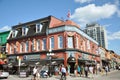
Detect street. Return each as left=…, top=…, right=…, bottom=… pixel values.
left=0, top=70, right=120, bottom=80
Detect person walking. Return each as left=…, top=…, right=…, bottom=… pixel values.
left=84, top=65, right=88, bottom=78
left=74, top=64, right=77, bottom=77
left=33, top=66, right=37, bottom=80
left=61, top=65, right=66, bottom=80
left=77, top=65, right=81, bottom=77
left=105, top=66, right=108, bottom=76
left=89, top=65, right=94, bottom=78
left=36, top=67, right=40, bottom=80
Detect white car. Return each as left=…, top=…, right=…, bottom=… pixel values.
left=0, top=71, right=9, bottom=79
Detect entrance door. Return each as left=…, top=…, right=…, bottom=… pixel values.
left=69, top=62, right=75, bottom=73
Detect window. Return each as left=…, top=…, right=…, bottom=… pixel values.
left=87, top=40, right=90, bottom=49
left=42, top=38, right=46, bottom=50
left=10, top=45, right=12, bottom=54
left=50, top=37, right=54, bottom=49
left=12, top=30, right=18, bottom=38
left=25, top=41, right=29, bottom=52
left=14, top=45, right=17, bottom=53
left=58, top=36, right=63, bottom=48
left=37, top=39, right=40, bottom=51
left=22, top=27, right=28, bottom=36
left=36, top=23, right=43, bottom=33
left=68, top=36, right=73, bottom=48
left=32, top=40, right=35, bottom=51
left=76, top=37, right=78, bottom=48
left=20, top=42, right=24, bottom=53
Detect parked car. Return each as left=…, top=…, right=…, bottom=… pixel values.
left=40, top=70, right=48, bottom=78
left=0, top=64, right=9, bottom=79
left=0, top=71, right=9, bottom=79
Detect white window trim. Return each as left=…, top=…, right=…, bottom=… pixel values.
left=22, top=27, right=28, bottom=36
left=42, top=38, right=46, bottom=50
left=36, top=23, right=43, bottom=33
left=58, top=36, right=63, bottom=49
left=37, top=39, right=40, bottom=51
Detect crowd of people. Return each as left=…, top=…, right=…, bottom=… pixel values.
left=31, top=64, right=110, bottom=80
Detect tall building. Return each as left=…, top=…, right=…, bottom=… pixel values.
left=84, top=23, right=107, bottom=48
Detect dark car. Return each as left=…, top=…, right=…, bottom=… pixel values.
left=40, top=70, right=48, bottom=78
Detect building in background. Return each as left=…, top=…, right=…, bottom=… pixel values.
left=0, top=31, right=10, bottom=64
left=84, top=23, right=107, bottom=49
left=6, top=16, right=100, bottom=74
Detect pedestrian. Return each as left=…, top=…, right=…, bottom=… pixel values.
left=36, top=67, right=40, bottom=80
left=84, top=65, right=88, bottom=78
left=74, top=63, right=77, bottom=77
left=89, top=65, right=94, bottom=78
left=60, top=65, right=66, bottom=80
left=77, top=65, right=81, bottom=77
left=33, top=66, right=37, bottom=80
left=105, top=66, right=108, bottom=76
left=67, top=64, right=71, bottom=75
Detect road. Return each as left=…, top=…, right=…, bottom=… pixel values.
left=94, top=70, right=120, bottom=80
left=0, top=70, right=120, bottom=80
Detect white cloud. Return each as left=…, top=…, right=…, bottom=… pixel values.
left=71, top=3, right=117, bottom=27
left=107, top=31, right=120, bottom=40
left=75, top=0, right=93, bottom=3
left=0, top=26, right=11, bottom=32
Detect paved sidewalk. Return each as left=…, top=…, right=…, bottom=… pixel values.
left=15, top=70, right=117, bottom=80
left=39, top=70, right=118, bottom=80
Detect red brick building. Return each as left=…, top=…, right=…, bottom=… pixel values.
left=6, top=16, right=100, bottom=74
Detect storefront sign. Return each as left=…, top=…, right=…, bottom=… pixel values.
left=23, top=54, right=40, bottom=61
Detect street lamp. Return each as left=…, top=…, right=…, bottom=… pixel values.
left=47, top=49, right=54, bottom=77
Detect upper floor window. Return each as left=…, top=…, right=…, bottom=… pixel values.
left=25, top=41, right=29, bottom=52
left=22, top=27, right=28, bottom=36
left=20, top=42, right=24, bottom=53
left=58, top=36, right=63, bottom=49
left=37, top=39, right=40, bottom=51
left=50, top=37, right=54, bottom=49
left=32, top=39, right=35, bottom=51
left=12, top=29, right=18, bottom=38
left=10, top=45, right=12, bottom=54
left=76, top=37, right=79, bottom=48
left=87, top=40, right=90, bottom=49
left=42, top=38, right=46, bottom=50
left=68, top=36, right=73, bottom=48
left=36, top=23, right=43, bottom=33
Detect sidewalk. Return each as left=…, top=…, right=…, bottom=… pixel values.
left=40, top=70, right=118, bottom=80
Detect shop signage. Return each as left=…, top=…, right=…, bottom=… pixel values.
left=23, top=54, right=40, bottom=61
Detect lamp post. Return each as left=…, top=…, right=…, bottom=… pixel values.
left=17, top=56, right=21, bottom=75
left=47, top=49, right=54, bottom=77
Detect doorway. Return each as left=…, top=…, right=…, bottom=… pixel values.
left=69, top=62, right=75, bottom=73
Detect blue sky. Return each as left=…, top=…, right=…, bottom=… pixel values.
left=0, top=0, right=120, bottom=55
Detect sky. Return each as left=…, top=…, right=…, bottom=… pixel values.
left=0, top=0, right=120, bottom=55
